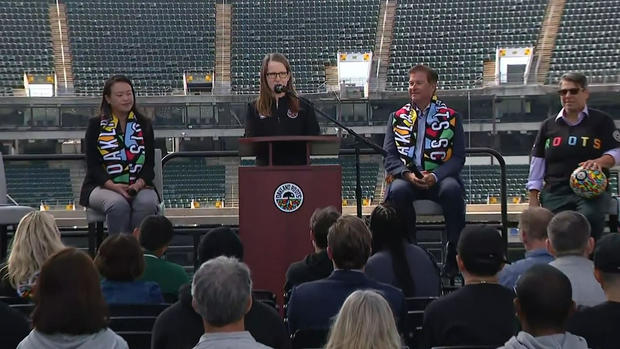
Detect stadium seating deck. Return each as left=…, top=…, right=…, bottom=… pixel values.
left=5, top=162, right=74, bottom=208
left=162, top=158, right=225, bottom=208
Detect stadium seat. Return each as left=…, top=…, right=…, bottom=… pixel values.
left=291, top=328, right=329, bottom=349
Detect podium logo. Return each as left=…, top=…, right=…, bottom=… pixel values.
left=274, top=182, right=304, bottom=213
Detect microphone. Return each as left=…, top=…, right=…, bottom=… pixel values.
left=274, top=84, right=288, bottom=94
left=128, top=188, right=137, bottom=197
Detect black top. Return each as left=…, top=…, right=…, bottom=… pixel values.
left=0, top=301, right=30, bottom=348
left=567, top=300, right=620, bottom=349
left=422, top=283, right=517, bottom=348
left=284, top=250, right=333, bottom=294
left=244, top=97, right=320, bottom=166
left=79, top=115, right=156, bottom=207
left=531, top=108, right=620, bottom=190
left=151, top=284, right=291, bottom=349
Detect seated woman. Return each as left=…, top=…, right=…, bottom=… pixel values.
left=1, top=211, right=65, bottom=299
left=79, top=75, right=159, bottom=234
left=95, top=234, right=163, bottom=305
left=325, top=290, right=401, bottom=349
left=17, top=248, right=128, bottom=349
left=365, top=202, right=440, bottom=297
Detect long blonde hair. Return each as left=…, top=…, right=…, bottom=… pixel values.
left=325, top=290, right=402, bottom=349
left=6, top=211, right=65, bottom=288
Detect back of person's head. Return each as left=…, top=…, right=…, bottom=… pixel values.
left=547, top=211, right=591, bottom=256
left=519, top=207, right=554, bottom=241
left=325, top=290, right=401, bottom=349
left=457, top=224, right=506, bottom=276
left=515, top=264, right=574, bottom=332
left=7, top=211, right=65, bottom=288
left=32, top=248, right=108, bottom=335
left=309, top=206, right=341, bottom=249
left=138, top=215, right=174, bottom=252
left=197, top=227, right=243, bottom=265
left=369, top=202, right=415, bottom=296
left=94, top=234, right=144, bottom=281
left=593, top=233, right=620, bottom=289
left=327, top=215, right=372, bottom=270
left=191, top=256, right=252, bottom=327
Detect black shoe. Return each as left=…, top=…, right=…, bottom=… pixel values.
left=441, top=242, right=458, bottom=279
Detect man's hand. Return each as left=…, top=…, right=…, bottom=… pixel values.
left=528, top=190, right=540, bottom=207
left=404, top=171, right=435, bottom=189
left=421, top=171, right=437, bottom=188
left=580, top=154, right=615, bottom=171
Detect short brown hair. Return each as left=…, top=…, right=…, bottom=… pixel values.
left=327, top=215, right=372, bottom=270
left=95, top=234, right=145, bottom=281
left=519, top=207, right=554, bottom=241
left=310, top=206, right=341, bottom=249
left=409, top=65, right=438, bottom=84
left=32, top=248, right=108, bottom=334
left=559, top=72, right=588, bottom=89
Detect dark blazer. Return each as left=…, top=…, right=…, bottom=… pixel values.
left=79, top=115, right=156, bottom=207
left=284, top=250, right=333, bottom=294
left=286, top=269, right=406, bottom=335
left=383, top=108, right=465, bottom=184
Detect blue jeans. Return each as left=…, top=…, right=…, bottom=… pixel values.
left=385, top=177, right=465, bottom=244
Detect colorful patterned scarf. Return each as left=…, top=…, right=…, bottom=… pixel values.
left=392, top=96, right=457, bottom=172
left=97, top=111, right=146, bottom=184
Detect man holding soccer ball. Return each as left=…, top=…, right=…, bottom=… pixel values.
left=527, top=72, right=620, bottom=240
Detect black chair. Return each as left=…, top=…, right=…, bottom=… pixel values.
left=107, top=304, right=170, bottom=349
left=252, top=289, right=277, bottom=309
left=0, top=295, right=30, bottom=305
left=115, top=331, right=152, bottom=349
left=431, top=346, right=497, bottom=349
left=291, top=328, right=329, bottom=349
left=404, top=297, right=437, bottom=347
left=9, top=303, right=34, bottom=317
left=108, top=303, right=170, bottom=317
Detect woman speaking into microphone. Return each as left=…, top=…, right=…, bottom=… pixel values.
left=244, top=53, right=320, bottom=165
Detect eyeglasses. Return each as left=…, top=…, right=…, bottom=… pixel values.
left=266, top=72, right=288, bottom=80
left=558, top=88, right=582, bottom=96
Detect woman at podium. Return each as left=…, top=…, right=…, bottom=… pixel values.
left=245, top=53, right=320, bottom=165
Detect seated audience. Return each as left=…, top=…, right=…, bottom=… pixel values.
left=1, top=211, right=65, bottom=298
left=0, top=301, right=30, bottom=348
left=499, top=264, right=588, bottom=349
left=325, top=290, right=402, bottom=349
left=284, top=206, right=339, bottom=294
left=422, top=224, right=516, bottom=348
left=547, top=211, right=606, bottom=307
left=191, top=256, right=270, bottom=349
left=365, top=202, right=440, bottom=297
left=499, top=207, right=555, bottom=289
left=17, top=248, right=128, bottom=348
left=567, top=233, right=620, bottom=349
left=95, top=234, right=164, bottom=305
left=151, top=227, right=290, bottom=349
left=135, top=215, right=189, bottom=301
left=286, top=215, right=406, bottom=335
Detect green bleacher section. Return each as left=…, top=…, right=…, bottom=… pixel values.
left=163, top=159, right=225, bottom=208
left=5, top=162, right=74, bottom=208
left=64, top=0, right=216, bottom=96
left=387, top=0, right=547, bottom=91
left=231, top=0, right=380, bottom=94
left=312, top=157, right=379, bottom=202
left=0, top=0, right=54, bottom=96
left=547, top=0, right=620, bottom=84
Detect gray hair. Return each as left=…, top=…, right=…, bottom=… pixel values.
left=559, top=72, right=588, bottom=89
left=191, top=256, right=252, bottom=326
left=547, top=211, right=591, bottom=256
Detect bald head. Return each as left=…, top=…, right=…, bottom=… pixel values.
left=519, top=207, right=553, bottom=241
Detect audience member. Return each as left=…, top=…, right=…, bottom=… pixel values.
left=135, top=215, right=189, bottom=301
left=17, top=248, right=128, bottom=349
left=1, top=211, right=65, bottom=298
left=191, top=256, right=270, bottom=349
left=365, top=202, right=440, bottom=297
left=151, top=227, right=290, bottom=349
left=325, top=290, right=401, bottom=349
left=95, top=234, right=164, bottom=304
left=547, top=211, right=606, bottom=307
left=499, top=264, right=588, bottom=349
left=284, top=206, right=339, bottom=294
left=567, top=233, right=620, bottom=349
left=422, top=224, right=516, bottom=348
left=0, top=301, right=30, bottom=348
left=286, top=215, right=406, bottom=335
left=499, top=207, right=555, bottom=289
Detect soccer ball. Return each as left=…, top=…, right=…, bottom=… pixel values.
left=569, top=166, right=607, bottom=198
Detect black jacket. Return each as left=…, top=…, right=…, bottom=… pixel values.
left=244, top=97, right=320, bottom=166
left=79, top=116, right=156, bottom=207
left=284, top=250, right=333, bottom=294
left=151, top=284, right=291, bottom=349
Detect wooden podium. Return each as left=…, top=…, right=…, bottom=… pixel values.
left=239, top=136, right=341, bottom=305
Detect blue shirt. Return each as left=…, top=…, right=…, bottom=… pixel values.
left=498, top=248, right=554, bottom=289
left=101, top=279, right=164, bottom=305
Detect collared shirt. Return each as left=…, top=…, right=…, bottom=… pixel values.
left=498, top=248, right=554, bottom=289
left=527, top=105, right=620, bottom=191
left=193, top=331, right=272, bottom=349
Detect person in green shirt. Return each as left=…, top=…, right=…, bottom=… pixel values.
left=134, top=215, right=189, bottom=302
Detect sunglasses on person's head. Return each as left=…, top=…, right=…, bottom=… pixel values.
left=558, top=88, right=582, bottom=96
